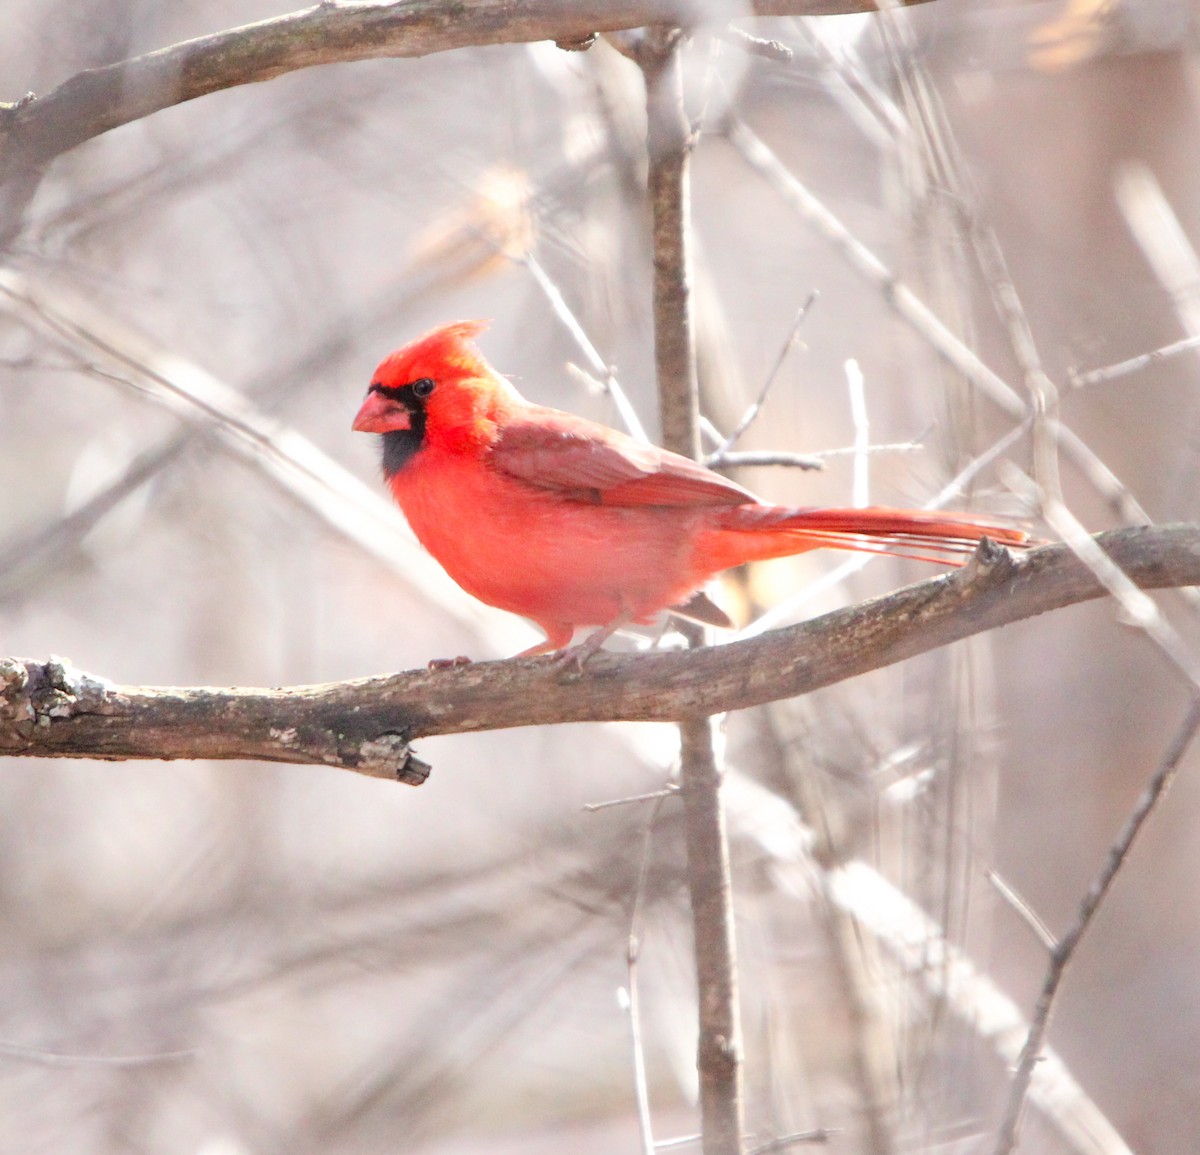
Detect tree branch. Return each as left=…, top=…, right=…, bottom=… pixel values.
left=636, top=23, right=745, bottom=1154
left=0, top=0, right=928, bottom=244
left=3, top=526, right=1198, bottom=783
left=639, top=24, right=701, bottom=461
left=0, top=1, right=916, bottom=168
left=991, top=695, right=1200, bottom=1155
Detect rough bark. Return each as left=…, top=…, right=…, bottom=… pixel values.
left=3, top=527, right=1198, bottom=783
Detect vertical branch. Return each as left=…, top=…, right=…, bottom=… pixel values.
left=680, top=714, right=744, bottom=1155
left=635, top=27, right=745, bottom=1155
left=641, top=26, right=702, bottom=460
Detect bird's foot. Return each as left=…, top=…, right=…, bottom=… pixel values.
left=549, top=616, right=631, bottom=673
left=550, top=636, right=605, bottom=673
left=427, top=655, right=472, bottom=671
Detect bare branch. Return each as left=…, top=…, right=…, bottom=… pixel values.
left=521, top=251, right=650, bottom=442
left=0, top=1040, right=197, bottom=1069
left=638, top=25, right=701, bottom=459
left=626, top=790, right=674, bottom=1155
left=985, top=870, right=1058, bottom=954
left=0, top=0, right=930, bottom=241
left=4, top=525, right=1199, bottom=775
left=677, top=714, right=743, bottom=1155
left=991, top=697, right=1200, bottom=1155
left=0, top=655, right=432, bottom=785
left=1070, top=333, right=1200, bottom=388
left=705, top=449, right=824, bottom=470
left=747, top=1130, right=834, bottom=1153
left=825, top=857, right=1134, bottom=1155
left=722, top=115, right=1156, bottom=529
left=733, top=735, right=1132, bottom=1155
left=637, top=24, right=744, bottom=1154
left=716, top=295, right=817, bottom=457
left=717, top=26, right=795, bottom=64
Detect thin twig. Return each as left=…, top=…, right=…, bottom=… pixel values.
left=1070, top=333, right=1200, bottom=388
left=845, top=358, right=869, bottom=507
left=644, top=1128, right=836, bottom=1153
left=707, top=440, right=925, bottom=471
left=705, top=449, right=825, bottom=471
left=814, top=440, right=925, bottom=460
left=1116, top=163, right=1200, bottom=335
left=747, top=1129, right=834, bottom=1153
left=0, top=428, right=191, bottom=599
left=792, top=18, right=910, bottom=150
left=718, top=26, right=795, bottom=64
left=885, top=9, right=1064, bottom=505
left=626, top=790, right=673, bottom=1155
left=991, top=697, right=1200, bottom=1155
left=583, top=785, right=681, bottom=812
left=0, top=1041, right=197, bottom=1068
left=737, top=419, right=1029, bottom=640
left=717, top=294, right=817, bottom=456
left=0, top=268, right=507, bottom=637
left=1004, top=465, right=1200, bottom=691
left=986, top=870, right=1058, bottom=954
left=756, top=705, right=893, bottom=1155
left=722, top=114, right=1154, bottom=529
left=823, top=858, right=1133, bottom=1155
left=731, top=729, right=1130, bottom=1155
left=521, top=250, right=650, bottom=442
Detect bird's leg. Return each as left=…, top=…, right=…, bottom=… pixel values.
left=517, top=622, right=575, bottom=659
left=553, top=609, right=635, bottom=670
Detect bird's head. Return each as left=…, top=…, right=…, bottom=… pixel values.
left=353, top=320, right=517, bottom=475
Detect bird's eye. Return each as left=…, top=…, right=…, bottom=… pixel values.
left=411, top=377, right=435, bottom=399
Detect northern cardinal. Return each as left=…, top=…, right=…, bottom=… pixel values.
left=353, top=321, right=1026, bottom=658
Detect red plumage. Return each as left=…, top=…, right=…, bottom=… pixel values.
left=353, top=321, right=1027, bottom=657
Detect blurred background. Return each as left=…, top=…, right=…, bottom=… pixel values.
left=2, top=1, right=1200, bottom=1152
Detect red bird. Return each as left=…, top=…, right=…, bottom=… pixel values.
left=353, top=321, right=1026, bottom=658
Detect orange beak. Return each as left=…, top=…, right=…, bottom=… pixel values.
left=352, top=391, right=411, bottom=434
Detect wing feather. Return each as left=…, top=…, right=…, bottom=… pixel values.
left=491, top=409, right=755, bottom=508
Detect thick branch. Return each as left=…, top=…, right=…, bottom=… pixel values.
left=0, top=0, right=923, bottom=172
left=2, top=526, right=1198, bottom=782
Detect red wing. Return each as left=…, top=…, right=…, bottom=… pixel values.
left=491, top=408, right=756, bottom=508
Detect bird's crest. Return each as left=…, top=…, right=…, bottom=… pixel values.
left=375, top=320, right=490, bottom=386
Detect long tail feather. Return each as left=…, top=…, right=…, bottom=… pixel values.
left=712, top=505, right=1029, bottom=567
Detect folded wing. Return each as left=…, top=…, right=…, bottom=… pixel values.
left=492, top=408, right=756, bottom=508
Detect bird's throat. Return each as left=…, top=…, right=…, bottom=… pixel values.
left=381, top=423, right=425, bottom=477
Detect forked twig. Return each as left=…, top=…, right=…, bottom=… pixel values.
left=521, top=250, right=650, bottom=442
left=991, top=699, right=1200, bottom=1155
left=716, top=294, right=817, bottom=456
left=722, top=114, right=1153, bottom=529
